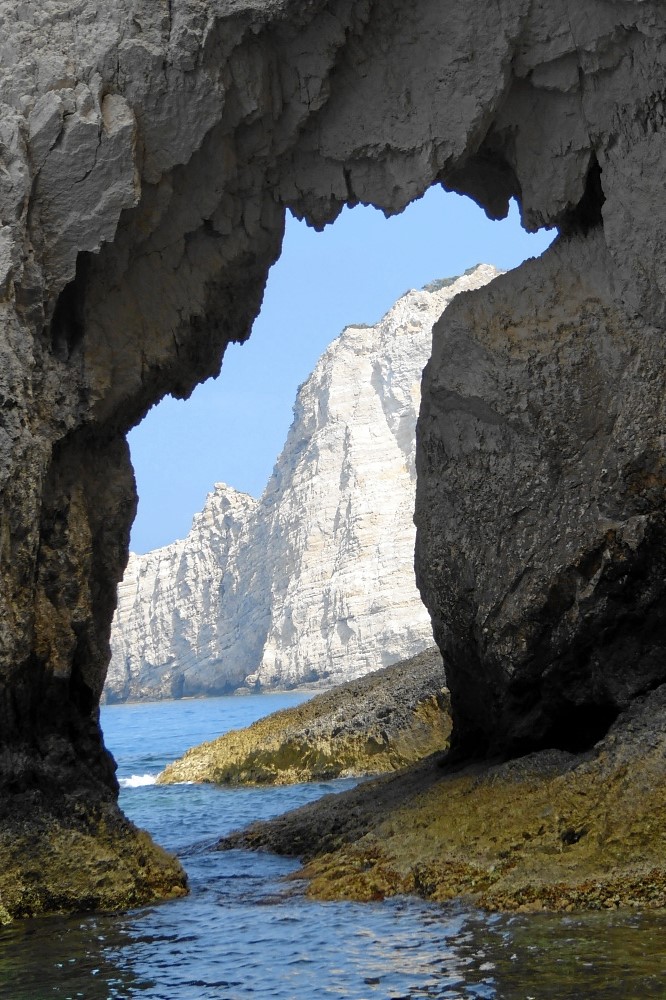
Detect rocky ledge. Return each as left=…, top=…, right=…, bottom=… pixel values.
left=219, top=683, right=666, bottom=912
left=158, top=648, right=450, bottom=785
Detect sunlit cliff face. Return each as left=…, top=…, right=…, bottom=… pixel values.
left=0, top=0, right=665, bottom=917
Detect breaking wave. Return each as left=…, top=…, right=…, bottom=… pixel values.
left=119, top=773, right=158, bottom=788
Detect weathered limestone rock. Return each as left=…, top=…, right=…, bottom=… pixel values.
left=220, top=683, right=666, bottom=912
left=157, top=648, right=450, bottom=784
left=107, top=268, right=496, bottom=701
left=416, top=231, right=666, bottom=755
left=108, top=484, right=258, bottom=700
left=0, top=0, right=665, bottom=917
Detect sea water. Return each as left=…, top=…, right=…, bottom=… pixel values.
left=1, top=695, right=665, bottom=1000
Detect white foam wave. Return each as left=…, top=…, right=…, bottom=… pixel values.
left=119, top=773, right=158, bottom=788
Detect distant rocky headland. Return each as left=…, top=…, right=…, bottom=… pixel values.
left=158, top=648, right=450, bottom=785
left=1, top=0, right=665, bottom=922
left=107, top=268, right=498, bottom=702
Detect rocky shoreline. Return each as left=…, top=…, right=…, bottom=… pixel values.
left=2, top=0, right=666, bottom=923
left=0, top=791, right=186, bottom=925
left=218, top=684, right=666, bottom=912
left=158, top=649, right=450, bottom=785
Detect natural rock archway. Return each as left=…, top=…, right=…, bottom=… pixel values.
left=0, top=0, right=665, bottom=917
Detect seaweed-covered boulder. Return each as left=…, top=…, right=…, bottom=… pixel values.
left=158, top=649, right=449, bottom=785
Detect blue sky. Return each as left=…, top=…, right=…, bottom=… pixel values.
left=129, top=186, right=554, bottom=553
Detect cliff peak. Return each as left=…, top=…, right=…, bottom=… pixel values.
left=108, top=265, right=499, bottom=701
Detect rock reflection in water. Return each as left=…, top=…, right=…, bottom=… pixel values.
left=471, top=908, right=666, bottom=999
left=0, top=913, right=150, bottom=999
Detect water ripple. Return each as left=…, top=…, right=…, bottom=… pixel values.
left=3, top=696, right=665, bottom=1000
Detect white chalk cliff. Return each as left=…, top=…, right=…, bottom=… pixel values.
left=106, top=265, right=499, bottom=700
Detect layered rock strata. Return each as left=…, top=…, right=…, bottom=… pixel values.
left=108, top=269, right=496, bottom=702
left=220, top=683, right=666, bottom=912
left=1, top=0, right=665, bottom=918
left=158, top=648, right=450, bottom=785
left=108, top=485, right=258, bottom=700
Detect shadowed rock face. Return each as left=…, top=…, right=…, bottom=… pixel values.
left=416, top=231, right=666, bottom=755
left=0, top=0, right=665, bottom=916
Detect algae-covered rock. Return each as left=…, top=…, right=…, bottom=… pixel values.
left=158, top=649, right=450, bottom=786
left=0, top=791, right=186, bottom=923
left=220, top=683, right=666, bottom=912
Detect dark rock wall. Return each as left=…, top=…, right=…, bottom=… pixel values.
left=416, top=231, right=666, bottom=755
left=0, top=0, right=665, bottom=913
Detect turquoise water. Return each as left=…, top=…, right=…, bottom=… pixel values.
left=1, top=695, right=665, bottom=999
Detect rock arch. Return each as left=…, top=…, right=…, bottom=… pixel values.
left=0, top=0, right=665, bottom=916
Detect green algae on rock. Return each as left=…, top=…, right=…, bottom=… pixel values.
left=0, top=793, right=187, bottom=922
left=219, top=683, right=666, bottom=913
left=158, top=649, right=450, bottom=786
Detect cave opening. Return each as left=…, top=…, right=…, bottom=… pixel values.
left=558, top=153, right=606, bottom=237
left=48, top=251, right=92, bottom=361
left=103, top=183, right=553, bottom=725
left=543, top=701, right=620, bottom=754
left=127, top=187, right=554, bottom=556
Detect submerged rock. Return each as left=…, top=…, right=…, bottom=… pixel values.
left=220, top=684, right=666, bottom=912
left=158, top=648, right=450, bottom=785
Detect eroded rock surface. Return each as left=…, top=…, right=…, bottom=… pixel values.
left=107, top=269, right=496, bottom=701
left=157, top=648, right=450, bottom=784
left=220, top=684, right=666, bottom=912
left=1, top=0, right=665, bottom=917
left=416, top=231, right=666, bottom=755
left=108, top=484, right=258, bottom=700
